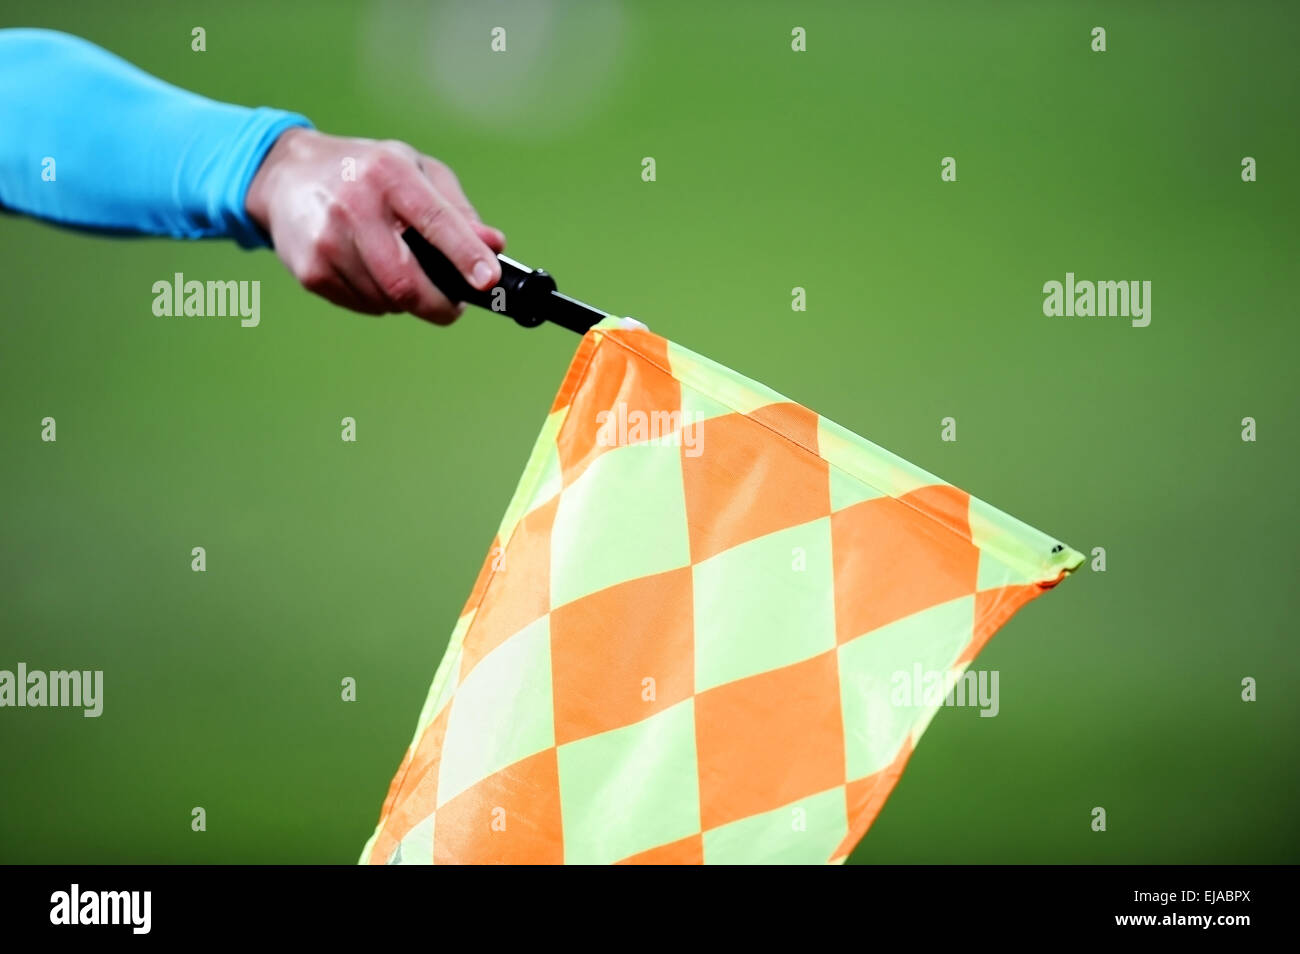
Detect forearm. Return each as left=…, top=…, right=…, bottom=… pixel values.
left=0, top=28, right=311, bottom=246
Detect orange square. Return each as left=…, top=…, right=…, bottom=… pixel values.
left=556, top=330, right=681, bottom=486
left=832, top=485, right=979, bottom=642
left=550, top=567, right=694, bottom=745
left=695, top=651, right=845, bottom=830
left=748, top=401, right=822, bottom=450
left=681, top=406, right=830, bottom=564
left=433, top=748, right=563, bottom=864
left=459, top=496, right=558, bottom=681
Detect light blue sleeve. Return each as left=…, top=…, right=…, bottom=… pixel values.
left=0, top=28, right=313, bottom=248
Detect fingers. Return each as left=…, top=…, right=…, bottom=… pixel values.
left=418, top=154, right=506, bottom=253
left=269, top=134, right=503, bottom=324
left=475, top=222, right=507, bottom=253
left=296, top=256, right=384, bottom=316
left=327, top=232, right=390, bottom=312
left=353, top=222, right=463, bottom=325
left=417, top=155, right=478, bottom=219
left=385, top=157, right=500, bottom=293
left=291, top=192, right=460, bottom=324
left=328, top=271, right=386, bottom=315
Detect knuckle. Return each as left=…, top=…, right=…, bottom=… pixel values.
left=378, top=141, right=417, bottom=169
left=334, top=185, right=373, bottom=221
left=379, top=139, right=413, bottom=157
left=310, top=229, right=343, bottom=262
left=363, top=150, right=403, bottom=185
left=381, top=273, right=420, bottom=308
left=323, top=198, right=352, bottom=228
left=414, top=202, right=449, bottom=237
left=299, top=263, right=334, bottom=294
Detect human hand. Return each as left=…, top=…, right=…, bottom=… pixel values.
left=245, top=127, right=505, bottom=324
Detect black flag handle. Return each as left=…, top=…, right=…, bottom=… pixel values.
left=401, top=227, right=606, bottom=334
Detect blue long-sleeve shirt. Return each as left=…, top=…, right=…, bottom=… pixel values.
left=0, top=28, right=312, bottom=247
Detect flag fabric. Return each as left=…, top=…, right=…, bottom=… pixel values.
left=362, top=317, right=1083, bottom=865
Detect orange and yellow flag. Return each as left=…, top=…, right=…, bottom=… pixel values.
left=363, top=317, right=1082, bottom=864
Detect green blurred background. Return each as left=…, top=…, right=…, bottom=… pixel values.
left=1, top=0, right=1296, bottom=864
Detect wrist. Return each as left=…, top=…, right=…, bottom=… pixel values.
left=245, top=125, right=313, bottom=234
